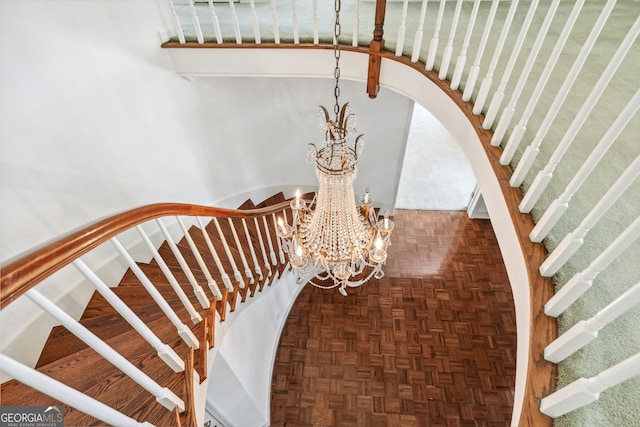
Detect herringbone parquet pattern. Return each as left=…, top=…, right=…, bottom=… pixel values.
left=271, top=210, right=517, bottom=426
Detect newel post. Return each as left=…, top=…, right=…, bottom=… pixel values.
left=367, top=0, right=387, bottom=98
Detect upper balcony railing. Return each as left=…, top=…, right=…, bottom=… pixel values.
left=160, top=0, right=640, bottom=425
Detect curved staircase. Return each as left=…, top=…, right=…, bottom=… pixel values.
left=0, top=193, right=298, bottom=426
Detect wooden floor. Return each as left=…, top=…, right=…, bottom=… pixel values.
left=270, top=210, right=517, bottom=427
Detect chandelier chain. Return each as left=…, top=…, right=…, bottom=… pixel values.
left=333, top=0, right=341, bottom=119
left=276, top=0, right=393, bottom=295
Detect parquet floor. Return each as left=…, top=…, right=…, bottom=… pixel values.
left=270, top=210, right=517, bottom=426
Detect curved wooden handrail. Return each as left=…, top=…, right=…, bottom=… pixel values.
left=0, top=200, right=301, bottom=309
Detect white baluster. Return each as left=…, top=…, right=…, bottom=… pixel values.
left=540, top=352, right=640, bottom=418
left=461, top=0, right=500, bottom=102
left=519, top=15, right=640, bottom=212
left=167, top=0, right=186, bottom=44
left=529, top=89, right=640, bottom=242
left=509, top=0, right=629, bottom=177
left=228, top=218, right=254, bottom=284
left=545, top=281, right=640, bottom=363
left=545, top=216, right=640, bottom=317
left=242, top=218, right=263, bottom=281
left=25, top=289, right=185, bottom=412
left=411, top=0, right=429, bottom=63
left=472, top=0, right=519, bottom=113
left=73, top=259, right=194, bottom=368
left=395, top=0, right=410, bottom=56
left=502, top=0, right=615, bottom=165
left=352, top=0, right=360, bottom=47
left=273, top=213, right=286, bottom=265
left=0, top=353, right=154, bottom=427
left=213, top=217, right=245, bottom=288
left=489, top=0, right=566, bottom=146
left=176, top=217, right=222, bottom=299
left=450, top=0, right=480, bottom=90
left=539, top=154, right=640, bottom=277
left=263, top=216, right=278, bottom=266
left=197, top=217, right=234, bottom=292
left=255, top=217, right=273, bottom=277
left=228, top=0, right=242, bottom=44
left=282, top=209, right=292, bottom=272
left=271, top=0, right=280, bottom=44
left=187, top=0, right=204, bottom=44
left=438, top=0, right=463, bottom=80
left=207, top=0, right=223, bottom=44
left=291, top=0, right=299, bottom=44
left=136, top=225, right=202, bottom=323
left=313, top=0, right=319, bottom=45
left=483, top=0, right=539, bottom=128
left=249, top=0, right=261, bottom=44
left=425, top=0, right=446, bottom=71
left=111, top=237, right=200, bottom=350
left=156, top=219, right=210, bottom=309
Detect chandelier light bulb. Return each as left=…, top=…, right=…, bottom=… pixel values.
left=375, top=236, right=383, bottom=250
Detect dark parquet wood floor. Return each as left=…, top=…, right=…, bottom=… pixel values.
left=270, top=210, right=517, bottom=427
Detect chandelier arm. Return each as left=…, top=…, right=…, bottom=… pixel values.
left=354, top=134, right=364, bottom=160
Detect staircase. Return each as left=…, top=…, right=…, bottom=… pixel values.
left=0, top=193, right=298, bottom=426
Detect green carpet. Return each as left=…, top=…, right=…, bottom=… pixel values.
left=172, top=1, right=640, bottom=425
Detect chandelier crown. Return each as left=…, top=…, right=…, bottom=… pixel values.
left=310, top=103, right=365, bottom=176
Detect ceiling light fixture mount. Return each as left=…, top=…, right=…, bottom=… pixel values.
left=276, top=0, right=393, bottom=295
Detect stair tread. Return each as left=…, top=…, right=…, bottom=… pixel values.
left=237, top=198, right=257, bottom=210
left=3, top=307, right=195, bottom=424
left=255, top=192, right=286, bottom=208
left=36, top=306, right=169, bottom=368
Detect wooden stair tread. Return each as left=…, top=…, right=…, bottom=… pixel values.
left=3, top=311, right=193, bottom=423
left=254, top=192, right=286, bottom=208
left=81, top=262, right=210, bottom=322
left=237, top=198, right=257, bottom=210
left=36, top=306, right=169, bottom=368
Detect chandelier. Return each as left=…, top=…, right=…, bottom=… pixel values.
left=276, top=0, right=393, bottom=295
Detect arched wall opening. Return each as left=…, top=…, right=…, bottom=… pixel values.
left=377, top=57, right=530, bottom=426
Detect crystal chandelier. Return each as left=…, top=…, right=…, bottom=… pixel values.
left=276, top=0, right=393, bottom=295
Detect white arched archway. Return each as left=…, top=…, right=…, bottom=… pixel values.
left=167, top=47, right=531, bottom=426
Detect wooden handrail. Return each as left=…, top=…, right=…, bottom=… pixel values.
left=0, top=200, right=302, bottom=309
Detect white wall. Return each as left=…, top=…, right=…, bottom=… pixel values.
left=0, top=0, right=412, bottom=264
left=196, top=271, right=304, bottom=427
